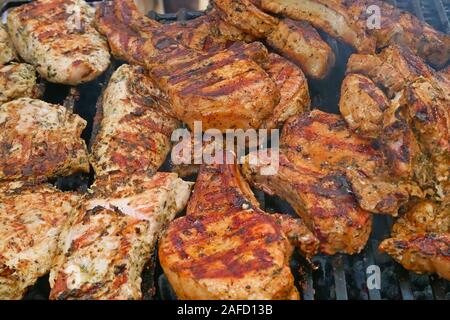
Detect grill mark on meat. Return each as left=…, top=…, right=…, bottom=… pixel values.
left=168, top=55, right=239, bottom=85
left=168, top=213, right=282, bottom=279
left=357, top=77, right=389, bottom=111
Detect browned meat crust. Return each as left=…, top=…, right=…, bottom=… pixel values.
left=159, top=158, right=319, bottom=300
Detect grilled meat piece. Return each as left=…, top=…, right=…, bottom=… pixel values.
left=159, top=159, right=319, bottom=300
left=266, top=19, right=336, bottom=79
left=441, top=65, right=450, bottom=80
left=261, top=0, right=376, bottom=53
left=7, top=0, right=110, bottom=85
left=0, top=25, right=17, bottom=66
left=344, top=46, right=446, bottom=194
left=379, top=93, right=431, bottom=186
left=110, top=1, right=310, bottom=128
left=0, top=98, right=90, bottom=182
left=49, top=172, right=192, bottom=300
left=380, top=201, right=450, bottom=280
left=213, top=0, right=335, bottom=79
left=339, top=72, right=432, bottom=190
left=348, top=44, right=450, bottom=103
left=90, top=65, right=179, bottom=178
left=340, top=73, right=389, bottom=138
left=349, top=0, right=450, bottom=68
left=380, top=233, right=450, bottom=281
left=242, top=151, right=372, bottom=255
left=96, top=1, right=279, bottom=132
left=391, top=200, right=450, bottom=236
left=0, top=63, right=43, bottom=105
left=262, top=53, right=310, bottom=129
left=119, top=4, right=255, bottom=53
left=282, top=110, right=423, bottom=215
left=347, top=46, right=437, bottom=99
left=346, top=53, right=405, bottom=98
left=0, top=182, right=80, bottom=299
left=262, top=0, right=450, bottom=67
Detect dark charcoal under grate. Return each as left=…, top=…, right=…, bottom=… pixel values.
left=1, top=0, right=449, bottom=300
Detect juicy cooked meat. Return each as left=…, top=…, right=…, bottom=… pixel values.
left=261, top=53, right=310, bottom=129
left=49, top=172, right=192, bottom=300
left=347, top=46, right=440, bottom=98
left=0, top=25, right=17, bottom=66
left=379, top=93, right=431, bottom=186
left=120, top=5, right=255, bottom=53
left=213, top=0, right=278, bottom=39
left=391, top=200, right=449, bottom=236
left=351, top=0, right=450, bottom=68
left=0, top=63, right=43, bottom=105
left=346, top=53, right=406, bottom=98
left=340, top=73, right=389, bottom=138
left=379, top=200, right=450, bottom=280
left=0, top=98, right=89, bottom=182
left=261, top=0, right=450, bottom=67
left=7, top=0, right=110, bottom=85
left=135, top=15, right=311, bottom=129
left=281, top=110, right=423, bottom=215
left=90, top=65, right=179, bottom=178
left=96, top=1, right=279, bottom=132
left=163, top=14, right=254, bottom=52
left=159, top=159, right=319, bottom=300
left=213, top=0, right=335, bottom=79
left=0, top=182, right=80, bottom=299
left=242, top=151, right=372, bottom=255
left=261, top=0, right=376, bottom=53
left=405, top=78, right=450, bottom=200
left=339, top=74, right=426, bottom=183
left=381, top=233, right=450, bottom=281
left=266, top=19, right=336, bottom=79
left=346, top=45, right=450, bottom=200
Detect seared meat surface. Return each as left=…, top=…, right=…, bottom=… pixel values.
left=213, top=0, right=278, bottom=39
left=281, top=110, right=422, bottom=215
left=340, top=73, right=389, bottom=138
left=90, top=65, right=179, bottom=177
left=96, top=1, right=279, bottom=132
left=7, top=0, right=110, bottom=85
left=405, top=79, right=450, bottom=194
left=0, top=98, right=89, bottom=182
left=261, top=0, right=376, bottom=53
left=242, top=151, right=372, bottom=255
left=266, top=18, right=335, bottom=79
left=0, top=182, right=79, bottom=299
left=0, top=63, right=42, bottom=105
left=346, top=46, right=442, bottom=98
left=0, top=25, right=17, bottom=66
left=159, top=159, right=319, bottom=300
left=213, top=0, right=335, bottom=79
left=343, top=46, right=450, bottom=200
left=49, top=172, right=192, bottom=300
left=380, top=200, right=450, bottom=280
left=261, top=0, right=450, bottom=67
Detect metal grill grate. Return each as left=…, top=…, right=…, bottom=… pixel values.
left=1, top=0, right=449, bottom=300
